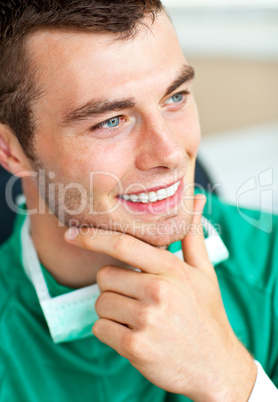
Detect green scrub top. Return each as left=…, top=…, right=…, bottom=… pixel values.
left=1, top=193, right=278, bottom=402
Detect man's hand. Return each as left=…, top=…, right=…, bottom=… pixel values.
left=65, top=195, right=257, bottom=402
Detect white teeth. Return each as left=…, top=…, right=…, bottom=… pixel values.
left=148, top=192, right=158, bottom=202
left=138, top=193, right=149, bottom=203
left=156, top=189, right=168, bottom=200
left=120, top=181, right=181, bottom=203
left=166, top=187, right=172, bottom=197
left=129, top=194, right=139, bottom=202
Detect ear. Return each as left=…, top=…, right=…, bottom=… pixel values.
left=0, top=124, right=34, bottom=177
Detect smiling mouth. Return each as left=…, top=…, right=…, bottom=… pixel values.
left=118, top=181, right=181, bottom=204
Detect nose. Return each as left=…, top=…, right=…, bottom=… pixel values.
left=135, top=114, right=186, bottom=171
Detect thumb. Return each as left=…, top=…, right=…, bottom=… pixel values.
left=181, top=194, right=208, bottom=268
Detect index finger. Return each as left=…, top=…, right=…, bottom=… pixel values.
left=64, top=227, right=178, bottom=274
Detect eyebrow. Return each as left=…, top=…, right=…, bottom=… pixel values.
left=164, top=64, right=195, bottom=98
left=61, top=98, right=136, bottom=127
left=61, top=64, right=195, bottom=127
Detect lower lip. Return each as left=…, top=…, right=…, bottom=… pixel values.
left=117, top=181, right=184, bottom=214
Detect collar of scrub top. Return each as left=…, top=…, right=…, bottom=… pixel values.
left=20, top=209, right=229, bottom=343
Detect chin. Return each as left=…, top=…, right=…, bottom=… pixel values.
left=127, top=216, right=191, bottom=248
left=60, top=208, right=191, bottom=248
left=133, top=231, right=185, bottom=248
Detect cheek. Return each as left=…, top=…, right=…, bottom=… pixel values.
left=35, top=129, right=133, bottom=183
left=65, top=139, right=134, bottom=195
left=80, top=141, right=132, bottom=177
left=86, top=150, right=129, bottom=196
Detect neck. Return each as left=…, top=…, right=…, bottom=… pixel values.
left=22, top=178, right=130, bottom=289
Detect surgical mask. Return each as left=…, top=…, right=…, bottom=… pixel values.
left=21, top=216, right=100, bottom=343
left=21, top=215, right=229, bottom=344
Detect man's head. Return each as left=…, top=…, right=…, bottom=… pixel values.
left=0, top=0, right=201, bottom=247
left=0, top=0, right=163, bottom=160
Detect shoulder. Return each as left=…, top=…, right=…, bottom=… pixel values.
left=0, top=237, right=23, bottom=290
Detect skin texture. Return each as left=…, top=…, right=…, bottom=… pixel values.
left=0, top=12, right=257, bottom=402
left=66, top=196, right=257, bottom=401
left=1, top=14, right=200, bottom=287
left=27, top=16, right=199, bottom=247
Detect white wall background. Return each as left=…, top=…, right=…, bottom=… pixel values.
left=162, top=1, right=278, bottom=213
left=163, top=0, right=278, bottom=9
left=199, top=122, right=278, bottom=214
left=163, top=5, right=278, bottom=60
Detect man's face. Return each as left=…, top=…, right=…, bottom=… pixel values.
left=27, top=12, right=201, bottom=247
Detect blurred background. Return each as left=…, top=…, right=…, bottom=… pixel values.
left=163, top=0, right=278, bottom=213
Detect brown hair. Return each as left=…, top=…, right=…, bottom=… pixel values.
left=0, top=0, right=163, bottom=160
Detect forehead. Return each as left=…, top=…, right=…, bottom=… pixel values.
left=27, top=14, right=185, bottom=115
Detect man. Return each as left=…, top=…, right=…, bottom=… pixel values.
left=0, top=1, right=277, bottom=401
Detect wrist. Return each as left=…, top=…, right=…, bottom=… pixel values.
left=208, top=343, right=257, bottom=402
left=191, top=340, right=257, bottom=402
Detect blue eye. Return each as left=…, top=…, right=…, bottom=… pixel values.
left=104, top=117, right=120, bottom=128
left=92, top=116, right=124, bottom=132
left=171, top=94, right=183, bottom=103
left=164, top=92, right=186, bottom=106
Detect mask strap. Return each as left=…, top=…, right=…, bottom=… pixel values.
left=21, top=215, right=52, bottom=302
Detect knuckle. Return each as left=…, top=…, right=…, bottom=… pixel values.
left=92, top=320, right=100, bottom=337
left=94, top=292, right=107, bottom=315
left=96, top=265, right=111, bottom=284
left=137, top=305, right=152, bottom=328
left=165, top=252, right=179, bottom=271
left=113, top=234, right=136, bottom=255
left=93, top=318, right=107, bottom=338
left=122, top=333, right=144, bottom=360
left=145, top=277, right=168, bottom=302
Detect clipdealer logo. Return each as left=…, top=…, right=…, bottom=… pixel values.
left=236, top=168, right=273, bottom=233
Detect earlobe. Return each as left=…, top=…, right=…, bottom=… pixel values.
left=0, top=126, right=33, bottom=177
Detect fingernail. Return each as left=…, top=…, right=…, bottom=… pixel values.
left=65, top=227, right=79, bottom=241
